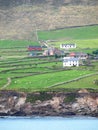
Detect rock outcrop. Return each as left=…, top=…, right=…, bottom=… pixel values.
left=0, top=90, right=98, bottom=117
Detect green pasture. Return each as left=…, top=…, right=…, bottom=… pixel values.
left=0, top=40, right=39, bottom=48
left=47, top=38, right=98, bottom=54
left=53, top=39, right=98, bottom=49
left=0, top=54, right=98, bottom=91
left=53, top=74, right=98, bottom=90
left=0, top=46, right=98, bottom=92
left=0, top=57, right=44, bottom=64
left=38, top=25, right=98, bottom=40
left=7, top=70, right=92, bottom=91
left=0, top=56, right=62, bottom=88
left=0, top=25, right=98, bottom=49
left=37, top=25, right=98, bottom=54
left=0, top=25, right=98, bottom=92
left=0, top=78, right=7, bottom=87
left=49, top=61, right=98, bottom=90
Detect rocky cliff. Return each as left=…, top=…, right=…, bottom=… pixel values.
left=0, top=89, right=98, bottom=117
left=0, top=0, right=98, bottom=40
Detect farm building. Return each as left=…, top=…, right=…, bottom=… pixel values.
left=28, top=46, right=42, bottom=51
left=43, top=48, right=54, bottom=56
left=60, top=43, right=76, bottom=49
left=69, top=52, right=88, bottom=59
left=63, top=57, right=79, bottom=67
left=43, top=47, right=64, bottom=56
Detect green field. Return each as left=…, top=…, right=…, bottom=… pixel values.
left=53, top=74, right=98, bottom=90
left=51, top=39, right=98, bottom=54
left=0, top=52, right=98, bottom=92
left=0, top=25, right=98, bottom=49
left=7, top=70, right=93, bottom=91
left=0, top=25, right=98, bottom=92
left=38, top=25, right=98, bottom=40
left=38, top=25, right=98, bottom=54
left=0, top=40, right=39, bottom=48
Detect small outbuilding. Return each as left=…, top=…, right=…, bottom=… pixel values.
left=60, top=44, right=76, bottom=49
left=28, top=46, right=42, bottom=51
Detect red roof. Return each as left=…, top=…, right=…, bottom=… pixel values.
left=70, top=52, right=75, bottom=56
left=28, top=46, right=42, bottom=51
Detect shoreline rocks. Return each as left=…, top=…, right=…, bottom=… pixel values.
left=0, top=90, right=98, bottom=117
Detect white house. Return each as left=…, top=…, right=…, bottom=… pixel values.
left=60, top=44, right=76, bottom=49
left=63, top=57, right=79, bottom=67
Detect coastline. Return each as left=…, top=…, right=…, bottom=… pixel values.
left=0, top=89, right=98, bottom=117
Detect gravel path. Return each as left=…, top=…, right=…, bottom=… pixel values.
left=1, top=77, right=11, bottom=89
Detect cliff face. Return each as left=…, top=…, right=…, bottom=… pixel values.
left=0, top=90, right=98, bottom=117
left=0, top=0, right=98, bottom=40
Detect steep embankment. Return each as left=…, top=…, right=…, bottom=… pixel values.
left=0, top=89, right=98, bottom=117
left=0, top=0, right=98, bottom=40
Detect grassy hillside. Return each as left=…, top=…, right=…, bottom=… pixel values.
left=53, top=74, right=98, bottom=90
left=0, top=25, right=98, bottom=49
left=38, top=25, right=98, bottom=54
left=0, top=3, right=98, bottom=39
left=0, top=25, right=98, bottom=92
left=0, top=53, right=98, bottom=92
left=0, top=40, right=39, bottom=48
left=8, top=70, right=92, bottom=91
left=38, top=25, right=98, bottom=40
left=52, top=39, right=98, bottom=54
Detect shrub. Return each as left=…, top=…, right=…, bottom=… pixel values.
left=64, top=94, right=76, bottom=103
left=26, top=92, right=53, bottom=103
left=94, top=79, right=98, bottom=85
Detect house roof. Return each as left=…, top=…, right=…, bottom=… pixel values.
left=61, top=44, right=76, bottom=46
left=70, top=52, right=87, bottom=56
left=75, top=52, right=87, bottom=55
left=63, top=57, right=79, bottom=62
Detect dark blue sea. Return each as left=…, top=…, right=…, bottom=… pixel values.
left=0, top=116, right=98, bottom=130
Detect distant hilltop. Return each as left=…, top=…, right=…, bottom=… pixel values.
left=0, top=0, right=98, bottom=8
left=0, top=0, right=98, bottom=40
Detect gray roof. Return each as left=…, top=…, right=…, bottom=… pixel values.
left=75, top=52, right=87, bottom=56
left=63, top=58, right=79, bottom=62
left=62, top=44, right=76, bottom=46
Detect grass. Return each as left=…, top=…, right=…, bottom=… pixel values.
left=7, top=70, right=92, bottom=91
left=54, top=74, right=98, bottom=90
left=0, top=25, right=98, bottom=92
left=38, top=25, right=98, bottom=54
left=38, top=25, right=98, bottom=40
left=54, top=39, right=98, bottom=49
left=0, top=40, right=39, bottom=48
left=0, top=56, right=62, bottom=88
left=0, top=53, right=98, bottom=92
left=52, top=39, right=98, bottom=54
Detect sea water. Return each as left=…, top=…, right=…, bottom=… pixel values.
left=0, top=116, right=98, bottom=130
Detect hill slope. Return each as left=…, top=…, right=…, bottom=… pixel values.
left=0, top=0, right=98, bottom=40
left=0, top=0, right=98, bottom=7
